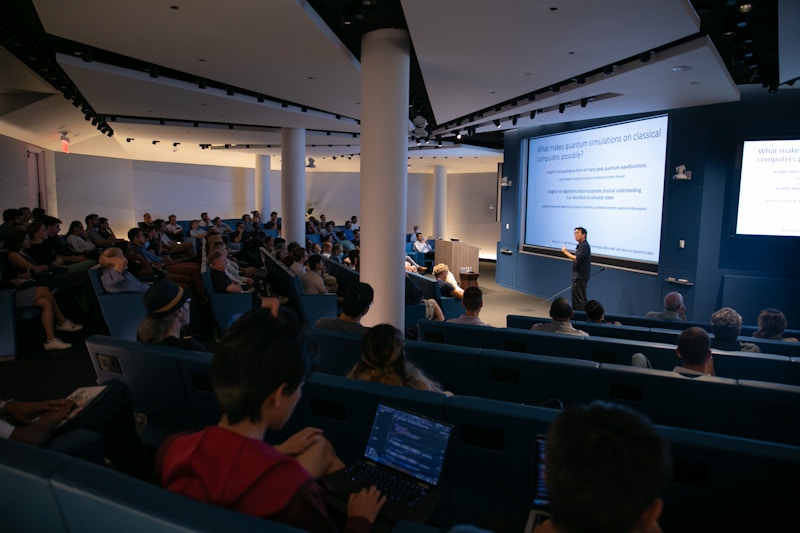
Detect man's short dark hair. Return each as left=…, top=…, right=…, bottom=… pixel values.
left=3, top=208, right=22, bottom=224
left=291, top=246, right=306, bottom=262
left=550, top=297, right=573, bottom=320
left=585, top=299, right=605, bottom=321
left=212, top=310, right=311, bottom=425
left=98, top=217, right=108, bottom=226
left=85, top=214, right=99, bottom=225
left=342, top=282, right=374, bottom=318
left=128, top=227, right=143, bottom=241
left=462, top=287, right=482, bottom=312
left=546, top=401, right=671, bottom=533
left=677, top=327, right=710, bottom=366
left=42, top=216, right=62, bottom=228
left=575, top=226, right=587, bottom=236
left=306, top=253, right=322, bottom=271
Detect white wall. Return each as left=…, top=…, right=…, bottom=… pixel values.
left=445, top=172, right=501, bottom=260
left=0, top=135, right=36, bottom=210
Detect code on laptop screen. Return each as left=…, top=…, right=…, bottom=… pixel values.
left=365, top=404, right=452, bottom=486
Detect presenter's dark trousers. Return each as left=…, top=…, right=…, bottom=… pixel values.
left=572, top=277, right=587, bottom=311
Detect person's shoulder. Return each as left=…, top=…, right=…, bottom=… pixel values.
left=645, top=311, right=659, bottom=318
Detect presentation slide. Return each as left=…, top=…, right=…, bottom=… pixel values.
left=736, top=139, right=800, bottom=237
left=524, top=115, right=669, bottom=270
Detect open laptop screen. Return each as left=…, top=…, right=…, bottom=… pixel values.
left=533, top=434, right=549, bottom=508
left=364, top=404, right=452, bottom=486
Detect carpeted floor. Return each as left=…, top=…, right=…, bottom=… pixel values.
left=0, top=260, right=548, bottom=401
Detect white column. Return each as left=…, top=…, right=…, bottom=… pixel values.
left=254, top=154, right=272, bottom=215
left=360, top=29, right=410, bottom=329
left=281, top=128, right=305, bottom=245
left=433, top=165, right=447, bottom=240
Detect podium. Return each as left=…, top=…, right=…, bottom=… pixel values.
left=435, top=240, right=480, bottom=274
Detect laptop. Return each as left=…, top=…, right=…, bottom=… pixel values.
left=324, top=404, right=452, bottom=526
left=523, top=434, right=552, bottom=531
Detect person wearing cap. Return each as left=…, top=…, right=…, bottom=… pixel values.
left=137, top=280, right=207, bottom=351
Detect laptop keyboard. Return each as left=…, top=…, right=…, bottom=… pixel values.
left=343, top=462, right=429, bottom=505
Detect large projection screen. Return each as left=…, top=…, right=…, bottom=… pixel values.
left=735, top=139, right=800, bottom=237
left=523, top=114, right=669, bottom=273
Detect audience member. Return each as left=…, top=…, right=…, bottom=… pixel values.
left=301, top=254, right=329, bottom=295
left=674, top=327, right=716, bottom=376
left=536, top=401, right=671, bottom=533
left=164, top=215, right=184, bottom=241
left=86, top=213, right=121, bottom=248
left=710, top=307, right=760, bottom=352
left=264, top=211, right=281, bottom=231
left=316, top=282, right=373, bottom=334
left=413, top=233, right=435, bottom=261
left=41, top=216, right=93, bottom=265
left=66, top=220, right=98, bottom=255
left=350, top=215, right=359, bottom=231
left=212, top=217, right=233, bottom=234
left=198, top=212, right=212, bottom=227
left=1, top=380, right=152, bottom=479
left=447, top=287, right=490, bottom=326
left=584, top=299, right=620, bottom=325
left=97, top=217, right=120, bottom=241
left=0, top=208, right=25, bottom=245
left=98, top=247, right=150, bottom=294
left=645, top=292, right=686, bottom=321
left=188, top=219, right=207, bottom=240
left=754, top=308, right=798, bottom=342
left=404, top=273, right=445, bottom=321
left=138, top=280, right=207, bottom=351
left=157, top=310, right=385, bottom=531
left=433, top=263, right=464, bottom=299
left=347, top=324, right=447, bottom=394
left=208, top=250, right=279, bottom=317
left=290, top=246, right=307, bottom=277
left=531, top=298, right=588, bottom=336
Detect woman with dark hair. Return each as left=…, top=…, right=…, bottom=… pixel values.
left=5, top=229, right=48, bottom=276
left=347, top=324, right=446, bottom=393
left=754, top=308, right=798, bottom=342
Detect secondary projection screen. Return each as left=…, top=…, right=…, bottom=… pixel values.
left=523, top=114, right=669, bottom=273
left=735, top=139, right=800, bottom=237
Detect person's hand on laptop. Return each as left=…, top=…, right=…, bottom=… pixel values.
left=274, top=426, right=324, bottom=456
left=347, top=485, right=386, bottom=524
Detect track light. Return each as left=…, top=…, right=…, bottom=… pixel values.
left=149, top=65, right=159, bottom=78
left=527, top=93, right=536, bottom=102
left=580, top=98, right=588, bottom=108
left=173, top=142, right=180, bottom=147
left=126, top=138, right=134, bottom=142
left=551, top=85, right=560, bottom=93
left=436, top=135, right=442, bottom=146
left=640, top=51, right=653, bottom=63
left=511, top=115, right=518, bottom=126
left=454, top=130, right=462, bottom=139
left=575, top=76, right=586, bottom=84
left=529, top=110, right=537, bottom=119
left=558, top=103, right=566, bottom=113
left=603, top=65, right=615, bottom=75
left=152, top=140, right=159, bottom=145
left=493, top=119, right=501, bottom=128
left=257, top=94, right=265, bottom=102
left=198, top=78, right=207, bottom=89
left=281, top=101, right=288, bottom=108
left=91, top=117, right=99, bottom=126
left=226, top=86, right=235, bottom=96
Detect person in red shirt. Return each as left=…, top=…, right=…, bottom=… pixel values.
left=157, top=310, right=384, bottom=532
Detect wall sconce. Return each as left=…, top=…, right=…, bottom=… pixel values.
left=673, top=164, right=692, bottom=180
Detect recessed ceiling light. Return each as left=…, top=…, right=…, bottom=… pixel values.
left=737, top=3, right=752, bottom=13
left=672, top=66, right=692, bottom=72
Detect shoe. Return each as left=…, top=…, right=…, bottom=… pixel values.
left=55, top=319, right=83, bottom=333
left=133, top=412, right=148, bottom=435
left=44, top=338, right=72, bottom=350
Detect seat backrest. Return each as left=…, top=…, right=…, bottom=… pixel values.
left=712, top=350, right=792, bottom=384
left=321, top=256, right=359, bottom=295
left=417, top=319, right=499, bottom=349
left=597, top=364, right=738, bottom=434
left=732, top=379, right=800, bottom=445
left=497, top=327, right=586, bottom=360
left=478, top=348, right=600, bottom=407
left=0, top=438, right=71, bottom=533
left=51, top=459, right=303, bottom=533
left=405, top=340, right=482, bottom=396
left=443, top=396, right=556, bottom=533
left=307, top=328, right=363, bottom=376
left=658, top=425, right=800, bottom=531
left=740, top=336, right=800, bottom=357
left=84, top=335, right=196, bottom=445
left=584, top=336, right=680, bottom=369
left=87, top=266, right=147, bottom=340
left=201, top=270, right=252, bottom=334
left=176, top=350, right=219, bottom=429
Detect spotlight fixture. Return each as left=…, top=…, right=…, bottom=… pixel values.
left=152, top=140, right=159, bottom=145
left=198, top=78, right=207, bottom=89
left=494, top=105, right=502, bottom=112
left=580, top=98, right=588, bottom=108
left=436, top=135, right=442, bottom=146
left=574, top=76, right=586, bottom=84
left=494, top=119, right=501, bottom=128
left=558, top=103, right=566, bottom=113
left=529, top=110, right=537, bottom=119
left=603, top=65, right=615, bottom=75
left=107, top=130, right=113, bottom=137
left=527, top=93, right=536, bottom=102
left=91, top=117, right=99, bottom=126
left=126, top=138, right=134, bottom=142
left=173, top=142, right=180, bottom=147
left=332, top=156, right=337, bottom=160
left=149, top=65, right=159, bottom=78
left=257, top=94, right=265, bottom=102
left=511, top=115, right=518, bottom=126
left=737, top=2, right=752, bottom=13
left=454, top=130, right=462, bottom=140
left=640, top=51, right=653, bottom=63
left=551, top=85, right=560, bottom=93
left=226, top=86, right=235, bottom=96
left=301, top=106, right=308, bottom=112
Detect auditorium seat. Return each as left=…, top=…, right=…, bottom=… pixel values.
left=0, top=437, right=72, bottom=533
left=176, top=350, right=220, bottom=429
left=405, top=339, right=482, bottom=396
left=597, top=364, right=737, bottom=434
left=201, top=270, right=252, bottom=335
left=417, top=319, right=499, bottom=349
left=87, top=266, right=147, bottom=340
left=307, top=328, right=363, bottom=376
left=584, top=336, right=679, bottom=369
left=712, top=350, right=793, bottom=384
left=407, top=272, right=462, bottom=320
left=478, top=349, right=599, bottom=407
left=498, top=327, right=585, bottom=359
left=443, top=396, right=556, bottom=533
left=732, top=380, right=800, bottom=445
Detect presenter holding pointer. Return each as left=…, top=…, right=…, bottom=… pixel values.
left=562, top=227, right=590, bottom=311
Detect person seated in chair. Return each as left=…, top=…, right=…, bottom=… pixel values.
left=447, top=287, right=490, bottom=326
left=531, top=298, right=588, bottom=336
left=157, top=310, right=385, bottom=531
left=315, top=282, right=374, bottom=334
left=534, top=401, right=671, bottom=533
left=137, top=280, right=207, bottom=352
left=645, top=292, right=686, bottom=321
left=98, top=247, right=150, bottom=294
left=432, top=263, right=464, bottom=299
left=710, top=307, right=760, bottom=353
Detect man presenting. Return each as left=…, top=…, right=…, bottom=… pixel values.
left=561, top=227, right=590, bottom=311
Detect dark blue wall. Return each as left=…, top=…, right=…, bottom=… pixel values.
left=497, top=88, right=800, bottom=327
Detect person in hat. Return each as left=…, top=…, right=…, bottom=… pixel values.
left=137, top=280, right=207, bottom=351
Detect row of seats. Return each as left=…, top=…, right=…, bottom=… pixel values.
left=571, top=309, right=800, bottom=338
left=0, top=437, right=304, bottom=533
left=308, top=329, right=800, bottom=446
left=507, top=314, right=800, bottom=357
left=81, top=334, right=800, bottom=531
left=418, top=320, right=800, bottom=385
left=87, top=266, right=146, bottom=341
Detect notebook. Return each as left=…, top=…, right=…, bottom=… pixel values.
left=324, top=404, right=452, bottom=525
left=524, top=434, right=551, bottom=531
